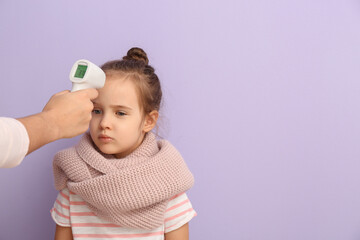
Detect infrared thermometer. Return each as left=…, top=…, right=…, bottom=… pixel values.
left=69, top=59, right=106, bottom=92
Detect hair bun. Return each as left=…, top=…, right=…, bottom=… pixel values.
left=123, top=47, right=149, bottom=65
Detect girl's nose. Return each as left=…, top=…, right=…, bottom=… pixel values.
left=99, top=115, right=112, bottom=130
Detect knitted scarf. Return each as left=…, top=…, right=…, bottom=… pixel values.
left=53, top=132, right=194, bottom=230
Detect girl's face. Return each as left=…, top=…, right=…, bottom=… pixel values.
left=90, top=76, right=146, bottom=158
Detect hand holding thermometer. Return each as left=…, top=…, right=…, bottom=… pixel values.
left=69, top=60, right=106, bottom=92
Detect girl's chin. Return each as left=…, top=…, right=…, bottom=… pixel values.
left=97, top=146, right=119, bottom=155
left=95, top=143, right=131, bottom=158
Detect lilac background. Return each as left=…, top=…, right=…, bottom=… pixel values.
left=1, top=0, right=360, bottom=239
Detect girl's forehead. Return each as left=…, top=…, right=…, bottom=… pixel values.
left=96, top=78, right=140, bottom=107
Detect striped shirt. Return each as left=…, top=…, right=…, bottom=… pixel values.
left=50, top=188, right=196, bottom=239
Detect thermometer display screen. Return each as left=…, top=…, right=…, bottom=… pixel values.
left=74, top=65, right=88, bottom=78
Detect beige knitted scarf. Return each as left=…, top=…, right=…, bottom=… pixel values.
left=53, top=132, right=194, bottom=230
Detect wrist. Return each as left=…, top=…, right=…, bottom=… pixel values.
left=39, top=110, right=62, bottom=142
left=17, top=111, right=62, bottom=155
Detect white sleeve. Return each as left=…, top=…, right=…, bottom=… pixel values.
left=0, top=117, right=30, bottom=168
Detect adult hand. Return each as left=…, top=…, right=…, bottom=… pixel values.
left=42, top=89, right=98, bottom=139
left=17, top=88, right=98, bottom=155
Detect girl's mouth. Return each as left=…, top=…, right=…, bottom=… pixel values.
left=98, top=134, right=113, bottom=143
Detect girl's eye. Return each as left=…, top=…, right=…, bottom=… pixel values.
left=116, top=111, right=126, bottom=116
left=92, top=109, right=102, bottom=114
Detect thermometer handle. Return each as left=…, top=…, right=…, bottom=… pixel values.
left=71, top=83, right=94, bottom=92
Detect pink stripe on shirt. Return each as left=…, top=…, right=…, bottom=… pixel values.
left=73, top=231, right=164, bottom=238
left=56, top=199, right=70, bottom=210
left=52, top=208, right=70, bottom=219
left=71, top=212, right=97, bottom=216
left=50, top=209, right=70, bottom=226
left=72, top=223, right=122, bottom=228
left=60, top=191, right=69, bottom=201
left=70, top=201, right=86, bottom=205
left=165, top=208, right=194, bottom=222
left=166, top=199, right=190, bottom=212
left=169, top=192, right=185, bottom=200
left=165, top=212, right=197, bottom=231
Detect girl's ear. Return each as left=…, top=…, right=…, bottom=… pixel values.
left=143, top=110, right=159, bottom=133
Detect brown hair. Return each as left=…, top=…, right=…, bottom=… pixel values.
left=101, top=47, right=162, bottom=118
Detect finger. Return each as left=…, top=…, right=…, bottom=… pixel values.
left=78, top=88, right=99, bottom=100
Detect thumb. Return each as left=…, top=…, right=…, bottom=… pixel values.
left=53, top=90, right=70, bottom=97
left=77, top=88, right=99, bottom=100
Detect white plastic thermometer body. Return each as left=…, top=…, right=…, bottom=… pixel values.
left=69, top=60, right=105, bottom=92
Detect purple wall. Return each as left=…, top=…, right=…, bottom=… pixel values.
left=1, top=0, right=360, bottom=239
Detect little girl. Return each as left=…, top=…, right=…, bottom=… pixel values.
left=50, top=48, right=196, bottom=240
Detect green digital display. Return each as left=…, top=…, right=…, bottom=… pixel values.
left=74, top=65, right=88, bottom=78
